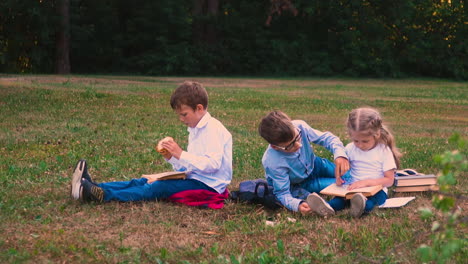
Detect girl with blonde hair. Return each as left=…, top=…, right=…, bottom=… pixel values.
left=307, top=107, right=402, bottom=218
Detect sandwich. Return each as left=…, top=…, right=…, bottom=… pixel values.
left=156, top=137, right=173, bottom=154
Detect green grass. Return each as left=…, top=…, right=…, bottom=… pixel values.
left=0, top=75, right=467, bottom=263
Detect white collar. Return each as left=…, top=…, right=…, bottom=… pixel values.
left=187, top=112, right=211, bottom=132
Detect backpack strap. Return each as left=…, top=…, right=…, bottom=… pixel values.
left=254, top=181, right=269, bottom=197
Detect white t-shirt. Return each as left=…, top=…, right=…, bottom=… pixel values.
left=345, top=143, right=396, bottom=192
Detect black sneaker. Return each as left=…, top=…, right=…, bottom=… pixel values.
left=79, top=159, right=95, bottom=184
left=71, top=160, right=86, bottom=200
left=80, top=178, right=104, bottom=203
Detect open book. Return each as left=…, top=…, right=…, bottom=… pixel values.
left=379, top=197, right=416, bottom=208
left=141, top=171, right=186, bottom=181
left=320, top=183, right=382, bottom=199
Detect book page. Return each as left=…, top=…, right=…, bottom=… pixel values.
left=320, top=184, right=349, bottom=197
left=321, top=183, right=381, bottom=197
left=141, top=171, right=187, bottom=183
left=379, top=197, right=416, bottom=208
left=153, top=171, right=186, bottom=179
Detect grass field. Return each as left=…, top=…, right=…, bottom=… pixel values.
left=0, top=75, right=466, bottom=263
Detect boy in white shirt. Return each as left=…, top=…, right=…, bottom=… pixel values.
left=70, top=81, right=232, bottom=205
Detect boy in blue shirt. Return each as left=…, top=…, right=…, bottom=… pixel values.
left=259, top=111, right=349, bottom=214
left=70, top=81, right=232, bottom=204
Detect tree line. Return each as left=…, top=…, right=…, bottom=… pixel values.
left=1, top=0, right=466, bottom=79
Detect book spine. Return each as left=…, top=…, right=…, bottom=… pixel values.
left=394, top=179, right=437, bottom=187
left=394, top=174, right=436, bottom=180
left=393, top=185, right=439, bottom=192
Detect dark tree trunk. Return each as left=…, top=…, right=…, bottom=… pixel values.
left=55, top=0, right=70, bottom=74
left=192, top=0, right=219, bottom=45
left=192, top=0, right=204, bottom=44
left=205, top=0, right=218, bottom=44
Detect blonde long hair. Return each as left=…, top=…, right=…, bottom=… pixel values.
left=347, top=107, right=402, bottom=168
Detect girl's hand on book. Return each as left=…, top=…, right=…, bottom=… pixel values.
left=347, top=180, right=371, bottom=190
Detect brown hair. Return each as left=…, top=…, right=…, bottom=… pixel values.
left=170, top=81, right=208, bottom=110
left=258, top=110, right=296, bottom=145
left=347, top=107, right=402, bottom=168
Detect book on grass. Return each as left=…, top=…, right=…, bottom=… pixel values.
left=320, top=183, right=383, bottom=199
left=394, top=174, right=437, bottom=187
left=141, top=171, right=187, bottom=181
left=393, top=184, right=439, bottom=193
left=378, top=197, right=416, bottom=208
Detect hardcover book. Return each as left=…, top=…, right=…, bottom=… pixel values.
left=394, top=174, right=437, bottom=187
left=141, top=171, right=186, bottom=182
left=393, top=184, right=439, bottom=193
left=320, top=183, right=382, bottom=199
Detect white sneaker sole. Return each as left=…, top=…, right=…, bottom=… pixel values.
left=307, top=193, right=335, bottom=217
left=71, top=160, right=85, bottom=200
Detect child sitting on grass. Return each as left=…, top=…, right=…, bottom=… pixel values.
left=258, top=110, right=350, bottom=214
left=307, top=107, right=402, bottom=218
left=70, top=81, right=232, bottom=208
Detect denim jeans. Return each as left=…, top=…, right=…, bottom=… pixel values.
left=328, top=190, right=388, bottom=213
left=98, top=178, right=215, bottom=202
left=298, top=156, right=350, bottom=194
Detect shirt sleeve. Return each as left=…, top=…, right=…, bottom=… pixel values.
left=167, top=156, right=188, bottom=172
left=168, top=125, right=227, bottom=174
left=265, top=166, right=303, bottom=212
left=178, top=148, right=224, bottom=173
left=301, top=122, right=347, bottom=160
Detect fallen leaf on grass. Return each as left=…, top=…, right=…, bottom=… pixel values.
left=201, top=231, right=221, bottom=235
left=265, top=220, right=279, bottom=227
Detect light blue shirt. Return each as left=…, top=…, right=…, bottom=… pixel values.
left=262, top=120, right=347, bottom=212
left=168, top=112, right=232, bottom=193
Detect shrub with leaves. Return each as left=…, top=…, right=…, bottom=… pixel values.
left=417, top=134, right=467, bottom=263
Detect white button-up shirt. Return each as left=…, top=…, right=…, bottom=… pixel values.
left=168, top=112, right=232, bottom=193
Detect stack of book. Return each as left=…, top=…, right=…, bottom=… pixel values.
left=393, top=173, right=439, bottom=192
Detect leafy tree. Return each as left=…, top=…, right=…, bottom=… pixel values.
left=418, top=134, right=467, bottom=263
left=0, top=0, right=466, bottom=78
left=0, top=0, right=56, bottom=73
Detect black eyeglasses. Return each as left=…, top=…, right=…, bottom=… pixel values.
left=275, top=130, right=302, bottom=151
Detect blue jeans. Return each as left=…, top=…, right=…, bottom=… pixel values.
left=328, top=190, right=388, bottom=213
left=98, top=178, right=215, bottom=202
left=298, top=156, right=350, bottom=194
